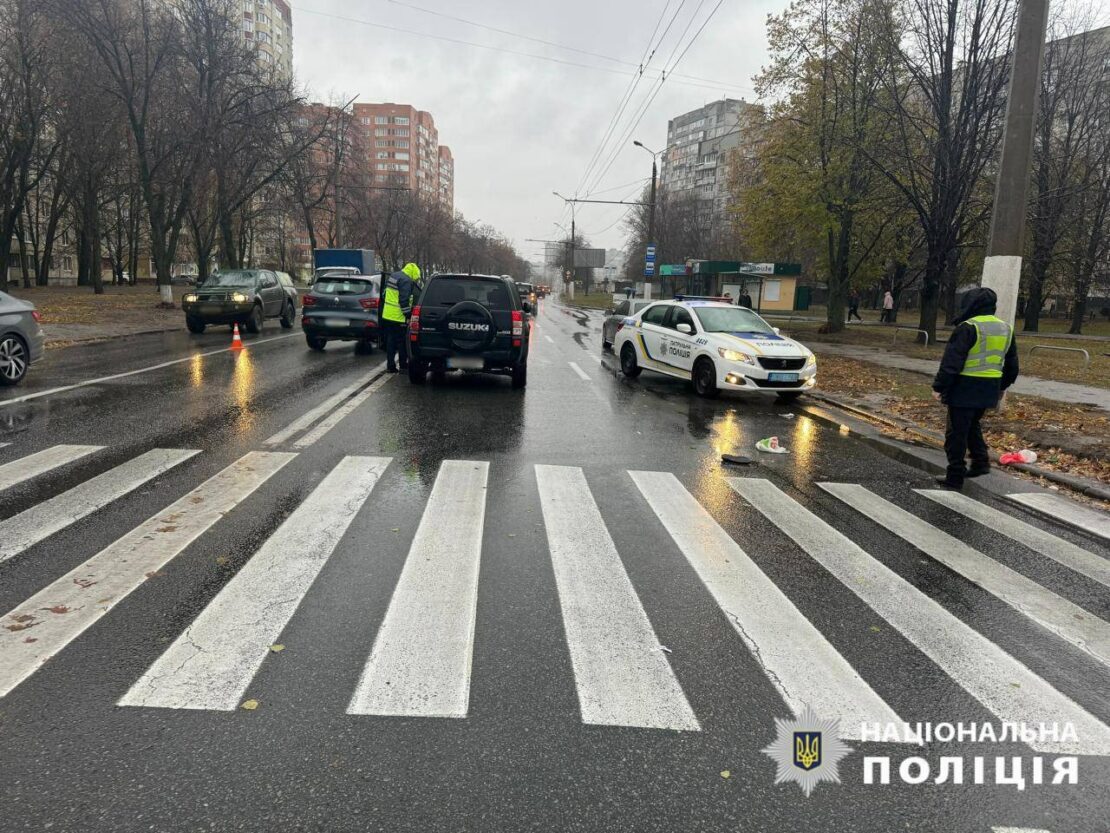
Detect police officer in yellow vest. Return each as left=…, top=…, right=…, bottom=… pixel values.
left=381, top=262, right=422, bottom=373
left=931, top=287, right=1019, bottom=489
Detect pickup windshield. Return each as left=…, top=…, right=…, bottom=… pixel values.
left=201, top=271, right=257, bottom=288
left=693, top=306, right=775, bottom=335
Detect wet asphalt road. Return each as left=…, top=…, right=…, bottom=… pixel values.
left=0, top=298, right=1108, bottom=832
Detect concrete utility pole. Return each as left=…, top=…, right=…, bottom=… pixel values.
left=634, top=141, right=660, bottom=297
left=981, top=0, right=1051, bottom=326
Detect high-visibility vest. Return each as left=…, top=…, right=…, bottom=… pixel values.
left=382, top=273, right=407, bottom=323
left=959, top=314, right=1012, bottom=378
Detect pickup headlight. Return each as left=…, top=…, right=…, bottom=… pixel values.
left=231, top=292, right=249, bottom=303
left=718, top=347, right=755, bottom=364
left=183, top=293, right=197, bottom=303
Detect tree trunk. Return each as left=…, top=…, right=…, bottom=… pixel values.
left=15, top=220, right=31, bottom=289
left=823, top=219, right=851, bottom=334
left=917, top=244, right=945, bottom=343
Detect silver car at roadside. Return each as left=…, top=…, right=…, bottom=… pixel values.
left=0, top=290, right=45, bottom=386
left=602, top=298, right=653, bottom=350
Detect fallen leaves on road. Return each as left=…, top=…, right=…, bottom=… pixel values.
left=240, top=699, right=259, bottom=710
left=270, top=644, right=285, bottom=653
left=720, top=770, right=731, bottom=779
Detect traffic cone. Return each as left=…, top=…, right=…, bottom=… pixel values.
left=230, top=323, right=244, bottom=351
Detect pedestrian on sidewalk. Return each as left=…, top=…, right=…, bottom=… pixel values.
left=931, top=287, right=1019, bottom=490
left=880, top=290, right=894, bottom=323
left=847, top=291, right=863, bottom=322
left=380, top=262, right=420, bottom=373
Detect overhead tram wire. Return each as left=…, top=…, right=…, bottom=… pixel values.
left=583, top=0, right=710, bottom=196
left=294, top=7, right=749, bottom=95
left=572, top=0, right=689, bottom=198
left=584, top=0, right=729, bottom=197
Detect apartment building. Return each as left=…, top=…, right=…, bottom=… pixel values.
left=238, top=0, right=293, bottom=79
left=660, top=98, right=764, bottom=227
left=352, top=103, right=455, bottom=212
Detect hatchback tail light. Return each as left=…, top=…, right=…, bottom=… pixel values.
left=511, top=310, right=523, bottom=347
left=31, top=310, right=42, bottom=323
left=409, top=305, right=421, bottom=341
left=359, top=297, right=379, bottom=310
left=302, top=294, right=318, bottom=307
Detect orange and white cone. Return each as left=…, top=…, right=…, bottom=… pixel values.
left=230, top=323, right=244, bottom=351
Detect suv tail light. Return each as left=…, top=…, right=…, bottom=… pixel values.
left=302, top=294, right=317, bottom=307
left=511, top=310, right=523, bottom=346
left=359, top=297, right=379, bottom=310
left=409, top=305, right=421, bottom=341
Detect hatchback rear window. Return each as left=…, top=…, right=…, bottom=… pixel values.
left=423, top=278, right=513, bottom=309
left=312, top=278, right=376, bottom=296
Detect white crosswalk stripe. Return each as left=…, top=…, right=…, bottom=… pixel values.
left=631, top=470, right=903, bottom=741
left=1006, top=492, right=1110, bottom=544
left=992, top=827, right=1052, bottom=833
left=536, top=464, right=699, bottom=731
left=120, top=456, right=390, bottom=711
left=823, top=483, right=1110, bottom=669
left=0, top=448, right=199, bottom=565
left=731, top=478, right=1110, bottom=756
left=918, top=489, right=1110, bottom=590
left=348, top=460, right=489, bottom=718
left=0, top=451, right=294, bottom=698
left=0, top=445, right=103, bottom=492
left=293, top=371, right=392, bottom=449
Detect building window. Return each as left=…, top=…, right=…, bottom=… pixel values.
left=393, top=116, right=409, bottom=125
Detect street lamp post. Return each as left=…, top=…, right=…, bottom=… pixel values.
left=553, top=192, right=578, bottom=297
left=634, top=141, right=662, bottom=298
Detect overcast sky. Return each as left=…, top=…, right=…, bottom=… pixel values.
left=292, top=0, right=781, bottom=260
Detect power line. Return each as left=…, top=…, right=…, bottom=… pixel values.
left=294, top=6, right=751, bottom=95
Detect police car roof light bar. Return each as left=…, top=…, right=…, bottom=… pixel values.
left=673, top=295, right=732, bottom=302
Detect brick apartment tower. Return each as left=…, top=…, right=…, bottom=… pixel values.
left=351, top=103, right=454, bottom=212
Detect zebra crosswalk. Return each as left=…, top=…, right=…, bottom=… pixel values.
left=1, top=443, right=1109, bottom=755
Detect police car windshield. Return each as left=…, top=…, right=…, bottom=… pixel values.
left=693, top=306, right=775, bottom=334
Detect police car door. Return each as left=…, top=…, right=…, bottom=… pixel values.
left=661, top=306, right=697, bottom=374
left=637, top=303, right=671, bottom=367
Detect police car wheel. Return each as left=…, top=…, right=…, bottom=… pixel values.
left=693, top=358, right=720, bottom=398
left=620, top=343, right=642, bottom=378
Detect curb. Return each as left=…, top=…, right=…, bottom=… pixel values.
left=45, top=324, right=183, bottom=349
left=801, top=390, right=1110, bottom=502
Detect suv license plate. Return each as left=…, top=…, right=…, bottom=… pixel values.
left=768, top=372, right=799, bottom=383
left=325, top=318, right=348, bottom=328
left=448, top=356, right=484, bottom=370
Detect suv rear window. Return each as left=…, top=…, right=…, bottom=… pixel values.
left=312, top=277, right=377, bottom=296
left=423, top=278, right=513, bottom=309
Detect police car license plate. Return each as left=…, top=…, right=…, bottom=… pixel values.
left=325, top=318, right=348, bottom=328
left=768, top=372, right=799, bottom=383
left=448, top=356, right=484, bottom=370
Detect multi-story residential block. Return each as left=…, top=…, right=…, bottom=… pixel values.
left=352, top=102, right=454, bottom=211
left=238, top=0, right=293, bottom=80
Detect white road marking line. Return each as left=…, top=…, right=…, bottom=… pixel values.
left=918, top=489, right=1110, bottom=590
left=1006, top=492, right=1110, bottom=543
left=824, top=484, right=1110, bottom=668
left=293, top=371, right=392, bottom=449
left=265, top=363, right=385, bottom=446
left=730, top=478, right=1110, bottom=756
left=0, top=451, right=294, bottom=698
left=348, top=460, right=488, bottom=718
left=0, top=445, right=103, bottom=492
left=0, top=449, right=200, bottom=565
left=120, top=456, right=391, bottom=711
left=544, top=335, right=554, bottom=344
left=568, top=361, right=591, bottom=381
left=0, top=334, right=296, bottom=408
left=536, top=465, right=699, bottom=731
left=0, top=442, right=10, bottom=449
left=992, top=828, right=1052, bottom=833
left=631, top=471, right=901, bottom=740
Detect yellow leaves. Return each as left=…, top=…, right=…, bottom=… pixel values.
left=720, top=770, right=731, bottom=779
left=240, top=699, right=259, bottom=710
left=270, top=644, right=284, bottom=653
left=215, top=555, right=230, bottom=566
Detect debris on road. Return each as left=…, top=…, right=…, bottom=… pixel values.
left=756, top=437, right=789, bottom=454
left=999, top=449, right=1038, bottom=465
left=721, top=454, right=754, bottom=466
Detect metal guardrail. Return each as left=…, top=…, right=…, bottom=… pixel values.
left=1029, top=344, right=1090, bottom=369
left=892, top=327, right=930, bottom=347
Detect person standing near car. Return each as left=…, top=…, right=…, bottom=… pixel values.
left=931, top=287, right=1019, bottom=490
left=381, top=264, right=416, bottom=373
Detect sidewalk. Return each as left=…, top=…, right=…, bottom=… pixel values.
left=814, top=342, right=1110, bottom=412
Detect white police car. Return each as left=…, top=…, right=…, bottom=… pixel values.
left=612, top=297, right=817, bottom=400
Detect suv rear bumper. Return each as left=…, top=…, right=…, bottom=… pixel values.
left=409, top=345, right=524, bottom=368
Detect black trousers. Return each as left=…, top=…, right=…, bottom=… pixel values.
left=381, top=321, right=407, bottom=370
left=945, top=406, right=989, bottom=481
left=848, top=305, right=862, bottom=321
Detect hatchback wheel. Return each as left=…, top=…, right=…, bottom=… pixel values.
left=305, top=334, right=326, bottom=351
left=620, top=343, right=642, bottom=378
left=279, top=302, right=295, bottom=329
left=0, top=335, right=28, bottom=386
